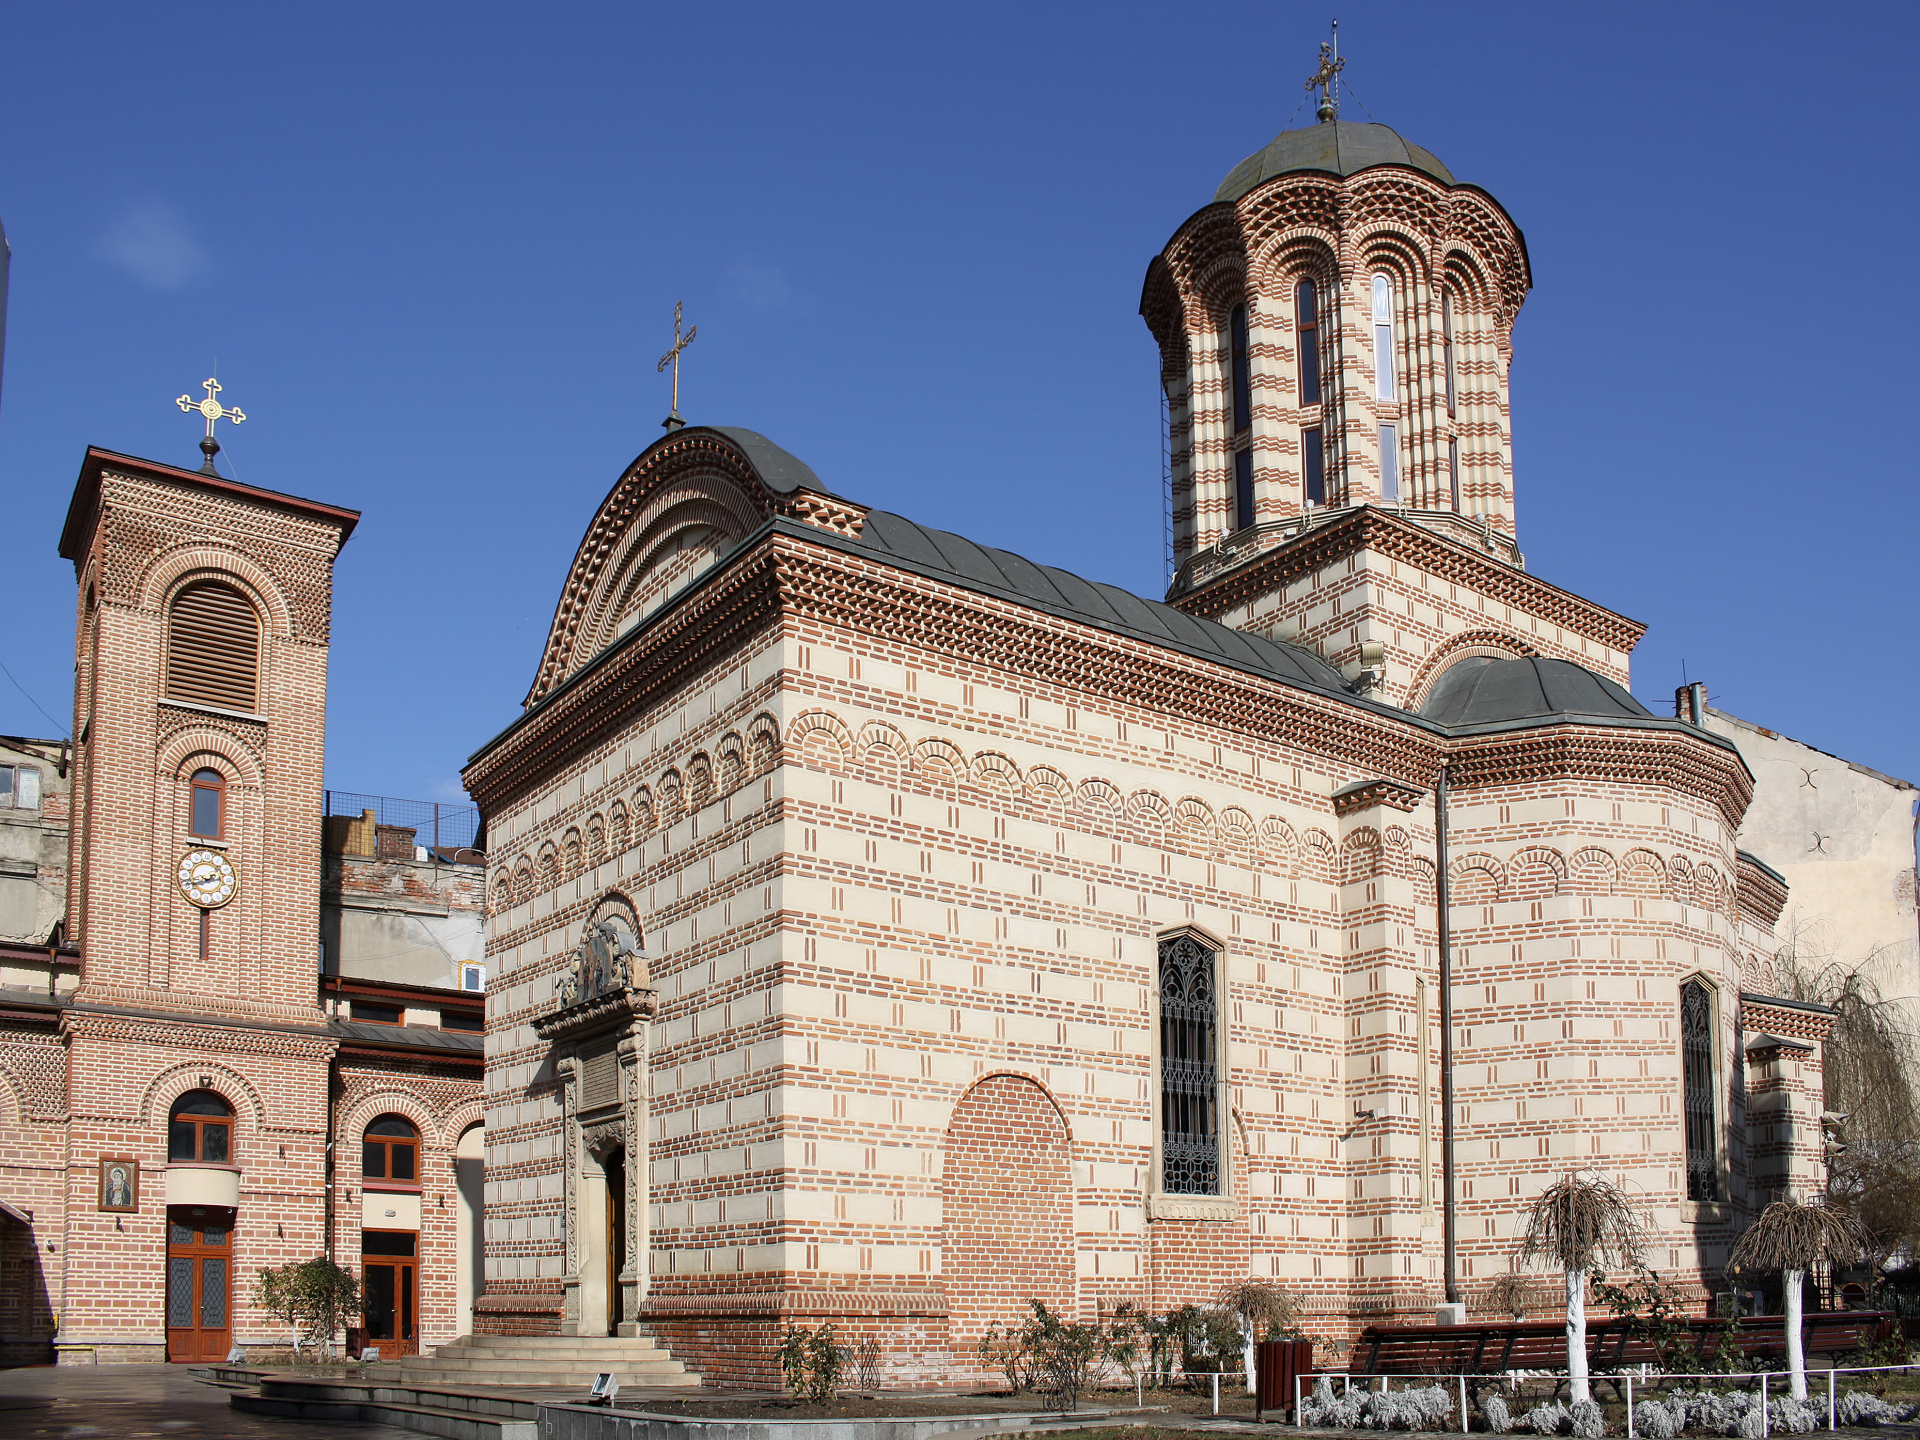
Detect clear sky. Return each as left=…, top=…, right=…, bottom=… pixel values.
left=2, top=1, right=1915, bottom=813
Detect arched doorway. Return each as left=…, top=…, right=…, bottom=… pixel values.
left=454, top=1124, right=484, bottom=1336
left=165, top=1090, right=235, bottom=1362
left=360, top=1115, right=421, bottom=1356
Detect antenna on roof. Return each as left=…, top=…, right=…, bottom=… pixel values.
left=1306, top=20, right=1344, bottom=124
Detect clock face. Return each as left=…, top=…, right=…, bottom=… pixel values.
left=178, top=849, right=238, bottom=909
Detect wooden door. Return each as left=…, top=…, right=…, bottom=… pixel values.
left=361, top=1230, right=418, bottom=1357
left=166, top=1209, right=233, bottom=1362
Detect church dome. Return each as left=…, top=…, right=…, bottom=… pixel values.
left=1214, top=120, right=1453, bottom=205
left=1418, top=655, right=1650, bottom=730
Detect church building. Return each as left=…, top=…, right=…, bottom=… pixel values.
left=456, top=110, right=1838, bottom=1384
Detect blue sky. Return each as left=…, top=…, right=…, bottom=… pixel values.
left=2, top=1, right=1915, bottom=809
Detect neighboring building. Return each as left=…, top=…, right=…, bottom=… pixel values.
left=1695, top=692, right=1920, bottom=1002
left=0, top=450, right=485, bottom=1365
left=448, top=114, right=1857, bottom=1385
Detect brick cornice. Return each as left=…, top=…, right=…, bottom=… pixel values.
left=1739, top=993, right=1836, bottom=1045
left=60, top=1006, right=337, bottom=1062
left=1173, top=506, right=1647, bottom=657
left=1448, top=723, right=1755, bottom=832
left=1736, top=851, right=1790, bottom=932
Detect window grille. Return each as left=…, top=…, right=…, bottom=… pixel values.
left=166, top=581, right=259, bottom=712
left=1682, top=980, right=1721, bottom=1201
left=1159, top=932, right=1219, bottom=1194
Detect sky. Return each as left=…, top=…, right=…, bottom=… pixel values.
left=1, top=1, right=1915, bottom=814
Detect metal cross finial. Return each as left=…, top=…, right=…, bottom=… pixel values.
left=1305, top=21, right=1345, bottom=124
left=175, top=378, right=246, bottom=474
left=656, top=301, right=698, bottom=432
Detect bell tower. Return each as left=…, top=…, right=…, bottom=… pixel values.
left=1143, top=87, right=1643, bottom=706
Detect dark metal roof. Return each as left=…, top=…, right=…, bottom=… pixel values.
left=1418, top=655, right=1654, bottom=731
left=841, top=510, right=1359, bottom=702
left=329, top=1018, right=482, bottom=1055
left=1216, top=121, right=1454, bottom=204
left=706, top=426, right=826, bottom=495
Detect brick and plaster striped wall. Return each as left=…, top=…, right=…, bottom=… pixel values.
left=464, top=428, right=1812, bottom=1386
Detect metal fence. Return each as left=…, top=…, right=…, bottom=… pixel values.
left=323, top=790, right=480, bottom=851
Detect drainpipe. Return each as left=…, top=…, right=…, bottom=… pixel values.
left=1435, top=762, right=1459, bottom=1306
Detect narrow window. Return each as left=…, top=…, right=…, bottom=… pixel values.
left=363, top=1115, right=420, bottom=1184
left=1233, top=449, right=1254, bottom=532
left=1371, top=273, right=1395, bottom=400
left=0, top=768, right=11, bottom=808
left=1442, top=289, right=1457, bottom=418
left=1681, top=980, right=1720, bottom=1201
left=1159, top=932, right=1219, bottom=1195
left=1379, top=424, right=1400, bottom=501
left=1303, top=427, right=1325, bottom=505
left=1449, top=438, right=1461, bottom=513
left=168, top=1089, right=233, bottom=1164
left=1229, top=304, right=1251, bottom=434
left=166, top=581, right=260, bottom=712
left=190, top=768, right=225, bottom=839
left=461, top=963, right=486, bottom=992
left=16, top=768, right=37, bottom=809
left=1296, top=281, right=1320, bottom=405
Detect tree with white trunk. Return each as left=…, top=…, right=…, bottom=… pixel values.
left=1517, top=1172, right=1646, bottom=1406
left=1727, top=1196, right=1869, bottom=1401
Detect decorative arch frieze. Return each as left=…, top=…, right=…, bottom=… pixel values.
left=1508, top=846, right=1566, bottom=900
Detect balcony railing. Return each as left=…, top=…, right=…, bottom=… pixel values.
left=323, top=790, right=479, bottom=851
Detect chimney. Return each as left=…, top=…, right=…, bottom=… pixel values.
left=1675, top=681, right=1708, bottom=727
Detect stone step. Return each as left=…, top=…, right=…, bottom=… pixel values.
left=395, top=1359, right=696, bottom=1383
left=441, top=1337, right=678, bottom=1358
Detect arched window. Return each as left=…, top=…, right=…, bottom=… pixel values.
left=1295, top=280, right=1320, bottom=405
left=1681, top=980, right=1720, bottom=1201
left=1441, top=287, right=1457, bottom=418
left=166, top=581, right=260, bottom=713
left=1158, top=932, right=1219, bottom=1195
left=190, top=768, right=225, bottom=839
left=1371, top=273, right=1396, bottom=400
left=1228, top=304, right=1251, bottom=433
left=169, top=1089, right=233, bottom=1163
left=363, top=1115, right=419, bottom=1183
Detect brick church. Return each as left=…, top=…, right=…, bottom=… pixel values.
left=455, top=113, right=1838, bottom=1384
left=0, top=103, right=1877, bottom=1381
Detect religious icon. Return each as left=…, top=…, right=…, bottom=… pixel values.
left=99, top=1157, right=139, bottom=1212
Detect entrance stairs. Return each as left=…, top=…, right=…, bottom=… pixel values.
left=395, top=1331, right=701, bottom=1389
left=227, top=1373, right=543, bottom=1440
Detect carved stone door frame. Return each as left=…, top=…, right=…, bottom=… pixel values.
left=533, top=899, right=656, bottom=1339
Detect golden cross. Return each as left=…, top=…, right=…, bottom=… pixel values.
left=656, top=301, right=698, bottom=426
left=1305, top=25, right=1345, bottom=122
left=175, top=378, right=246, bottom=473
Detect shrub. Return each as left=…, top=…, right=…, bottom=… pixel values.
left=1633, top=1398, right=1678, bottom=1439
left=1569, top=1398, right=1604, bottom=1439
left=1838, top=1390, right=1918, bottom=1427
left=1523, top=1400, right=1569, bottom=1435
left=1482, top=1392, right=1513, bottom=1435
left=776, top=1323, right=845, bottom=1403
left=251, top=1258, right=361, bottom=1361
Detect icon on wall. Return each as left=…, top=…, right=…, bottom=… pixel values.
left=98, top=1157, right=139, bottom=1212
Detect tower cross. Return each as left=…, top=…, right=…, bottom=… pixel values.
left=1305, top=22, right=1345, bottom=123
left=175, top=377, right=246, bottom=474
left=657, top=301, right=698, bottom=431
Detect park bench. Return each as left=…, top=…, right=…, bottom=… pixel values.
left=1347, top=1311, right=1896, bottom=1380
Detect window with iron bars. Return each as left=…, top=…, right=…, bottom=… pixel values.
left=1159, top=932, right=1220, bottom=1195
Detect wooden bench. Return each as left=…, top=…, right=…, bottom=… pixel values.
left=1348, top=1312, right=1896, bottom=1380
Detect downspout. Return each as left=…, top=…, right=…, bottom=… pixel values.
left=1436, top=761, right=1459, bottom=1305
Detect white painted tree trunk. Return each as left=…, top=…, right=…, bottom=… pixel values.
left=1565, top=1267, right=1590, bottom=1405
left=1784, top=1268, right=1808, bottom=1401
left=1242, top=1311, right=1257, bottom=1395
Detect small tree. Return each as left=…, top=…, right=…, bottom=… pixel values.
left=252, top=1257, right=361, bottom=1360
left=1728, top=1196, right=1868, bottom=1400
left=1517, top=1172, right=1645, bottom=1405
left=1215, top=1279, right=1301, bottom=1394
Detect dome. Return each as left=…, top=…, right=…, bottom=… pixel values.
left=1215, top=121, right=1454, bottom=205
left=1418, top=655, right=1651, bottom=731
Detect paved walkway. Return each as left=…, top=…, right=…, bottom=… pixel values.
left=0, top=1364, right=422, bottom=1439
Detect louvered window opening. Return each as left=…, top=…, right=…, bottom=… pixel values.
left=1159, top=932, right=1220, bottom=1195
left=1681, top=980, right=1721, bottom=1201
left=167, top=582, right=259, bottom=712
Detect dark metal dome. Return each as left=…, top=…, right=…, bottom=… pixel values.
left=1418, top=655, right=1651, bottom=731
left=1215, top=121, right=1454, bottom=205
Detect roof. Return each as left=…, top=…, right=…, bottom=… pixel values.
left=328, top=1017, right=482, bottom=1055
left=706, top=427, right=825, bottom=495
left=1216, top=121, right=1454, bottom=204
left=1419, top=655, right=1673, bottom=733
left=59, top=447, right=361, bottom=564
left=835, top=509, right=1362, bottom=703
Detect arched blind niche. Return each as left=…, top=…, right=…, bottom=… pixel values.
left=167, top=581, right=260, bottom=712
